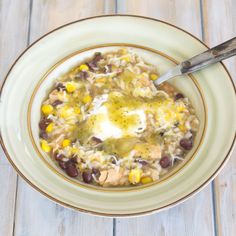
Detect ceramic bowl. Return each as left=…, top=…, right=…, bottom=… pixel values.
left=0, top=15, right=235, bottom=217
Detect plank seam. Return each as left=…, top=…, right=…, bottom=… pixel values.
left=200, top=0, right=218, bottom=235
left=27, top=0, right=33, bottom=45
left=199, top=0, right=206, bottom=42
left=115, top=0, right=118, bottom=14
left=12, top=177, right=19, bottom=236
left=211, top=182, right=219, bottom=236
left=113, top=218, right=116, bottom=236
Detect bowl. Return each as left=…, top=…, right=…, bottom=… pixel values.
left=0, top=15, right=235, bottom=217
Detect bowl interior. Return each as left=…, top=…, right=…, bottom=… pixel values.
left=29, top=45, right=206, bottom=190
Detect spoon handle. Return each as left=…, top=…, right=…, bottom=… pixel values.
left=181, top=37, right=236, bottom=74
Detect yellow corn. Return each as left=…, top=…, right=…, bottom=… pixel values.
left=41, top=104, right=53, bottom=115
left=62, top=139, right=71, bottom=148
left=71, top=147, right=78, bottom=154
left=59, top=106, right=70, bottom=118
left=128, top=169, right=141, bottom=184
left=177, top=106, right=186, bottom=112
left=96, top=77, right=106, bottom=83
left=179, top=124, right=186, bottom=132
left=141, top=176, right=153, bottom=184
left=46, top=123, right=54, bottom=133
left=79, top=64, right=89, bottom=71
left=41, top=140, right=51, bottom=152
left=119, top=48, right=128, bottom=55
left=150, top=73, right=158, bottom=81
left=74, top=107, right=81, bottom=114
left=66, top=82, right=76, bottom=93
left=122, top=56, right=130, bottom=62
left=82, top=95, right=92, bottom=104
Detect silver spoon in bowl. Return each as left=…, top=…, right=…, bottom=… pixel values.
left=154, top=37, right=236, bottom=86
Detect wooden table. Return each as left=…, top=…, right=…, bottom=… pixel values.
left=0, top=1, right=235, bottom=235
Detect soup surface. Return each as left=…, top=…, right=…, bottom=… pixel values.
left=39, top=48, right=199, bottom=187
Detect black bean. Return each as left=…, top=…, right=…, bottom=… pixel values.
left=86, top=52, right=103, bottom=71
left=56, top=83, right=66, bottom=91
left=59, top=161, right=67, bottom=170
left=174, top=122, right=180, bottom=127
left=90, top=136, right=102, bottom=146
left=82, top=171, right=93, bottom=183
left=180, top=138, right=193, bottom=150
left=103, top=64, right=112, bottom=73
left=39, top=118, right=52, bottom=130
left=76, top=71, right=89, bottom=80
left=92, top=168, right=100, bottom=176
left=54, top=153, right=65, bottom=161
left=92, top=136, right=102, bottom=143
left=86, top=61, right=97, bottom=71
left=93, top=52, right=102, bottom=62
left=160, top=132, right=165, bottom=137
left=39, top=131, right=48, bottom=140
left=175, top=93, right=184, bottom=101
left=111, top=158, right=116, bottom=164
left=134, top=158, right=148, bottom=166
left=51, top=100, right=63, bottom=107
left=159, top=156, right=171, bottom=168
left=67, top=157, right=77, bottom=165
left=71, top=139, right=78, bottom=145
left=66, top=165, right=78, bottom=177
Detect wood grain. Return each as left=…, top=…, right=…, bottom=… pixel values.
left=116, top=1, right=215, bottom=235
left=202, top=1, right=236, bottom=235
left=13, top=1, right=115, bottom=235
left=14, top=180, right=113, bottom=236
left=117, top=0, right=202, bottom=37
left=0, top=0, right=30, bottom=164
left=0, top=1, right=30, bottom=235
left=29, top=0, right=115, bottom=42
left=0, top=165, right=17, bottom=236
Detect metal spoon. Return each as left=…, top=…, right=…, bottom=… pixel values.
left=154, top=37, right=236, bottom=85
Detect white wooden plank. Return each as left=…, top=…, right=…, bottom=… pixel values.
left=116, top=1, right=215, bottom=235
left=13, top=1, right=115, bottom=235
left=117, top=0, right=202, bottom=37
left=116, top=187, right=213, bottom=236
left=29, top=0, right=116, bottom=42
left=0, top=165, right=17, bottom=236
left=202, top=1, right=236, bottom=235
left=14, top=180, right=112, bottom=236
left=0, top=0, right=30, bottom=235
left=0, top=0, right=30, bottom=165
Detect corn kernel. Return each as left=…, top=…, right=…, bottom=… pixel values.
left=179, top=124, right=186, bottom=132
left=46, top=123, right=54, bottom=133
left=150, top=73, right=158, bottom=81
left=141, top=176, right=153, bottom=184
left=59, top=106, right=71, bottom=118
left=82, top=95, right=92, bottom=104
left=74, top=107, right=81, bottom=114
left=119, top=48, right=128, bottom=55
left=96, top=77, right=106, bottom=83
left=177, top=106, right=186, bottom=112
left=79, top=64, right=89, bottom=71
left=62, top=139, right=71, bottom=148
left=41, top=140, right=51, bottom=152
left=71, top=147, right=78, bottom=154
left=41, top=104, right=53, bottom=115
left=122, top=56, right=130, bottom=62
left=66, top=82, right=76, bottom=93
left=128, top=169, right=141, bottom=184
